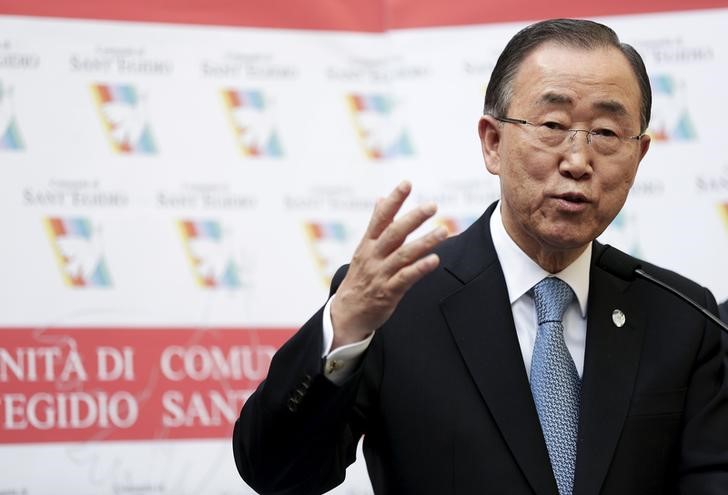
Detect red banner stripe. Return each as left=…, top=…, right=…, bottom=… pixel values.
left=387, top=0, right=728, bottom=29
left=0, top=327, right=295, bottom=444
left=1, top=0, right=727, bottom=31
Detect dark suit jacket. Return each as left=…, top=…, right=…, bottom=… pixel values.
left=720, top=300, right=728, bottom=323
left=234, top=203, right=728, bottom=495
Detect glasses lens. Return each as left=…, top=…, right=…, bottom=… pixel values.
left=533, top=126, right=568, bottom=147
left=590, top=134, right=620, bottom=155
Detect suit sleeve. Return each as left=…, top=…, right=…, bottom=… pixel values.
left=678, top=287, right=728, bottom=493
left=232, top=265, right=367, bottom=495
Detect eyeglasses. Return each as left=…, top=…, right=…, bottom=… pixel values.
left=494, top=116, right=644, bottom=156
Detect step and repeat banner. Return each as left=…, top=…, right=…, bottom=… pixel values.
left=1, top=2, right=728, bottom=494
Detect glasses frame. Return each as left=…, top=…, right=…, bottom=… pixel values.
left=493, top=116, right=644, bottom=148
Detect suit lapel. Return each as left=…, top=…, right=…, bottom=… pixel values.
left=572, top=244, right=645, bottom=495
left=439, top=204, right=558, bottom=495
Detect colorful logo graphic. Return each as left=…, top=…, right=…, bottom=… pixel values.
left=0, top=82, right=24, bottom=150
left=435, top=216, right=477, bottom=236
left=44, top=217, right=112, bottom=287
left=221, top=89, right=283, bottom=157
left=347, top=93, right=413, bottom=159
left=718, top=203, right=728, bottom=231
left=178, top=219, right=242, bottom=288
left=648, top=74, right=697, bottom=142
left=91, top=83, right=156, bottom=154
left=304, top=221, right=350, bottom=286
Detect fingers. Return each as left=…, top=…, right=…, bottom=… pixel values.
left=365, top=181, right=411, bottom=240
left=380, top=225, right=447, bottom=277
left=362, top=180, right=444, bottom=277
left=387, top=253, right=441, bottom=294
left=375, top=202, right=438, bottom=257
left=332, top=182, right=447, bottom=343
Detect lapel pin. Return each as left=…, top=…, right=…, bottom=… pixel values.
left=612, top=309, right=626, bottom=328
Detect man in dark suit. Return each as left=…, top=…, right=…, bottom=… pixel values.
left=234, top=19, right=728, bottom=494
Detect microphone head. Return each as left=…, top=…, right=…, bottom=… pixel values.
left=596, top=244, right=642, bottom=281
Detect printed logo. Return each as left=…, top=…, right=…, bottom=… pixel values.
left=648, top=74, right=697, bottom=142
left=0, top=81, right=24, bottom=150
left=346, top=93, right=413, bottom=159
left=91, top=83, right=156, bottom=154
left=44, top=217, right=112, bottom=287
left=718, top=203, right=728, bottom=231
left=178, top=219, right=242, bottom=288
left=435, top=216, right=477, bottom=236
left=303, top=221, right=349, bottom=286
left=221, top=89, right=283, bottom=157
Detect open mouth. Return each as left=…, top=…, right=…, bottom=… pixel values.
left=556, top=193, right=588, bottom=204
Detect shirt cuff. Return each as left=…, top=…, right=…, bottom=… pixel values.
left=321, top=294, right=375, bottom=384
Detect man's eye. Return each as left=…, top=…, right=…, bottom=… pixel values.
left=541, top=121, right=565, bottom=130
left=592, top=128, right=618, bottom=137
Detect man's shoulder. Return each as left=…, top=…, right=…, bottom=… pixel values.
left=595, top=243, right=711, bottom=303
left=718, top=299, right=728, bottom=322
left=431, top=208, right=496, bottom=267
left=638, top=257, right=706, bottom=298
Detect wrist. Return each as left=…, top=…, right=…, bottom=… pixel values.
left=330, top=299, right=373, bottom=350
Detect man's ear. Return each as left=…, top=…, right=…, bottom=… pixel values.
left=626, top=133, right=650, bottom=185
left=478, top=115, right=502, bottom=175
left=638, top=133, right=651, bottom=163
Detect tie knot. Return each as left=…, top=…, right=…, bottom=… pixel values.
left=532, top=277, right=574, bottom=324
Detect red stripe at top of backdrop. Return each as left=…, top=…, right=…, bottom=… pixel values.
left=1, top=0, right=728, bottom=31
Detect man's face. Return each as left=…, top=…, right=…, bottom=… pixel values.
left=479, top=42, right=650, bottom=267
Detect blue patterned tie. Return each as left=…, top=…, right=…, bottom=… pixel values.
left=530, top=277, right=580, bottom=495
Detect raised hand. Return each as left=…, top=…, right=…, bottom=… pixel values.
left=330, top=181, right=448, bottom=349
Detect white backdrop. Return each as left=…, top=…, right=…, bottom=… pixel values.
left=1, top=7, right=727, bottom=494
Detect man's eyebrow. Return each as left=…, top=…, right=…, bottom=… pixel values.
left=537, top=93, right=631, bottom=117
left=592, top=99, right=628, bottom=116
left=537, top=92, right=573, bottom=106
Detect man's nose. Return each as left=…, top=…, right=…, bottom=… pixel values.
left=560, top=132, right=593, bottom=179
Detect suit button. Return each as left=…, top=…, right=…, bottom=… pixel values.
left=287, top=375, right=313, bottom=412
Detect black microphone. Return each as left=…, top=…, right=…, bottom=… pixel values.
left=596, top=244, right=728, bottom=335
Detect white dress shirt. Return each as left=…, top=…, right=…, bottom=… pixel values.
left=490, top=206, right=590, bottom=378
left=321, top=204, right=591, bottom=383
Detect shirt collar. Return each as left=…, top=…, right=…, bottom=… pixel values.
left=490, top=203, right=591, bottom=317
